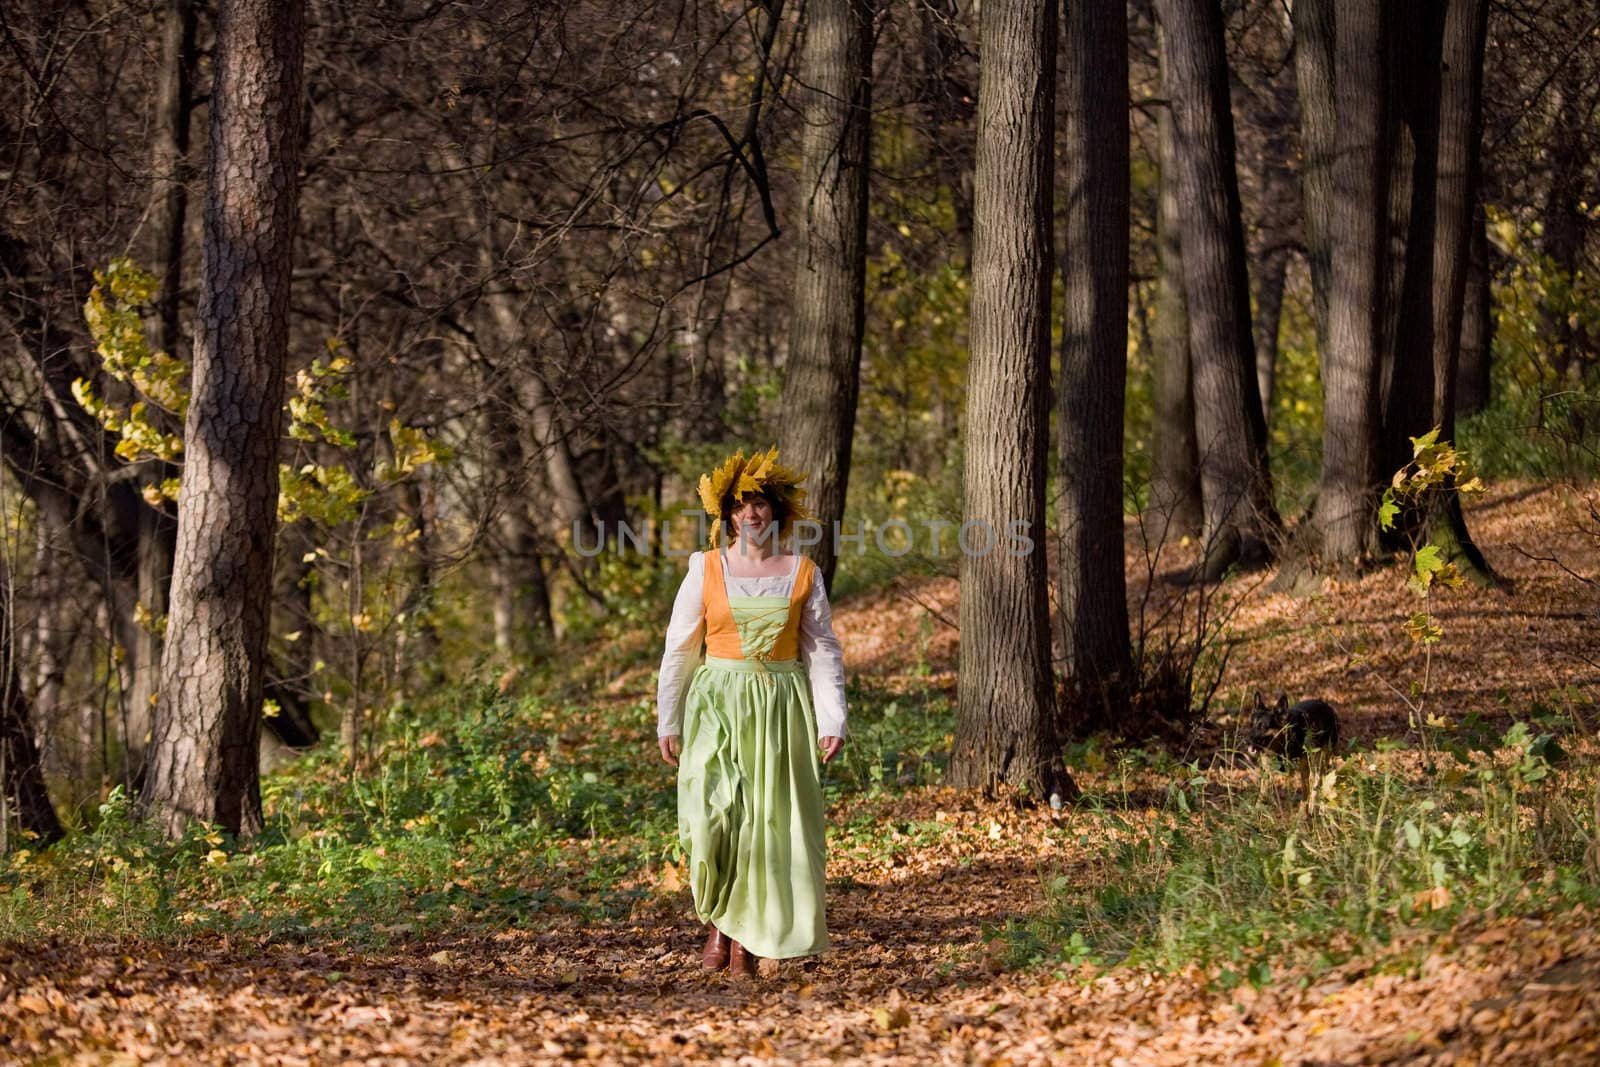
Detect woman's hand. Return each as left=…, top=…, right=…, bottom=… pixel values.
left=659, top=735, right=681, bottom=767
left=819, top=735, right=844, bottom=764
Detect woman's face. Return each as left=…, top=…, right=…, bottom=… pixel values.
left=731, top=495, right=775, bottom=543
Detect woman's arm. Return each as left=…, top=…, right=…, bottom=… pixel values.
left=655, top=552, right=706, bottom=750
left=798, top=574, right=847, bottom=752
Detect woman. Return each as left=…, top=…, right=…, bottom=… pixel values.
left=655, top=447, right=847, bottom=978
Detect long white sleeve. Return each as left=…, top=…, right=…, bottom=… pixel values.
left=799, top=576, right=848, bottom=740
left=655, top=552, right=705, bottom=738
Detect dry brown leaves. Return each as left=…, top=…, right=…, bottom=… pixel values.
left=5, top=481, right=1599, bottom=1064
left=5, top=812, right=1598, bottom=1065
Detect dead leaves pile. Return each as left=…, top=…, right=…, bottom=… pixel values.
left=4, top=825, right=1599, bottom=1064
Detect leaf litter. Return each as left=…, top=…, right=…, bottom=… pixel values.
left=4, top=481, right=1600, bottom=1064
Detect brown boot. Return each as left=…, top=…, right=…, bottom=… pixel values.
left=701, top=925, right=731, bottom=971
left=728, top=939, right=759, bottom=979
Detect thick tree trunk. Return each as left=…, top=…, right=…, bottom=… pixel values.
left=1057, top=0, right=1132, bottom=732
left=779, top=0, right=873, bottom=592
left=1149, top=65, right=1202, bottom=541
left=1455, top=211, right=1492, bottom=417
left=1153, top=0, right=1277, bottom=578
left=1313, top=0, right=1386, bottom=565
left=949, top=0, right=1072, bottom=802
left=1293, top=0, right=1336, bottom=356
left=144, top=0, right=306, bottom=839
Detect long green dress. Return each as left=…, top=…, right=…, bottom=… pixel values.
left=676, top=552, right=830, bottom=959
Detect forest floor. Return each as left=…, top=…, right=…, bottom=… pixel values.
left=4, top=481, right=1600, bottom=1065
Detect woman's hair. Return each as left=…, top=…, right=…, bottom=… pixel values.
left=720, top=487, right=791, bottom=545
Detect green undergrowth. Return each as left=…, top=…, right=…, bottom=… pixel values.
left=994, top=720, right=1600, bottom=989
left=0, top=672, right=953, bottom=948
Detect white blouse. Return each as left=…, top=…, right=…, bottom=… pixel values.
left=655, top=550, right=848, bottom=741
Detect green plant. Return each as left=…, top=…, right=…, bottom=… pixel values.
left=999, top=730, right=1599, bottom=985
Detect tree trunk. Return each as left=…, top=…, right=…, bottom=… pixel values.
left=1149, top=56, right=1202, bottom=541
left=1540, top=67, right=1591, bottom=383
left=1381, top=2, right=1443, bottom=483
left=1455, top=210, right=1492, bottom=417
left=128, top=0, right=197, bottom=782
left=1249, top=28, right=1298, bottom=425
left=146, top=0, right=197, bottom=353
left=144, top=0, right=306, bottom=839
left=1, top=557, right=64, bottom=844
left=1293, top=0, right=1336, bottom=357
left=1057, top=0, right=1133, bottom=732
left=1428, top=0, right=1489, bottom=441
left=1253, top=249, right=1289, bottom=422
left=1377, top=1, right=1420, bottom=426
left=1153, top=0, right=1277, bottom=578
left=918, top=0, right=975, bottom=259
left=1312, top=0, right=1386, bottom=565
left=28, top=524, right=74, bottom=784
left=949, top=0, right=1072, bottom=803
left=779, top=0, right=874, bottom=592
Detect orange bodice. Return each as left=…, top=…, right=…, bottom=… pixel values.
left=701, top=549, right=815, bottom=661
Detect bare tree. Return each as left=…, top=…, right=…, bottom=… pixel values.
left=949, top=0, right=1072, bottom=802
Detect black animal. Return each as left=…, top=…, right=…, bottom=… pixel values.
left=1247, top=692, right=1341, bottom=809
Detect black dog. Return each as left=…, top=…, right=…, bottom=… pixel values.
left=1247, top=692, right=1341, bottom=809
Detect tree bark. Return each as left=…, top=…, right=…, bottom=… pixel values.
left=1312, top=0, right=1386, bottom=565
left=1428, top=0, right=1489, bottom=441
left=1057, top=0, right=1132, bottom=732
left=1293, top=0, right=1336, bottom=357
left=949, top=0, right=1072, bottom=802
left=779, top=0, right=874, bottom=592
left=2, top=557, right=65, bottom=844
left=1149, top=55, right=1202, bottom=541
left=1455, top=210, right=1492, bottom=417
left=144, top=0, right=306, bottom=838
left=1153, top=0, right=1277, bottom=577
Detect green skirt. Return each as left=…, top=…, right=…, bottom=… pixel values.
left=677, top=656, right=829, bottom=959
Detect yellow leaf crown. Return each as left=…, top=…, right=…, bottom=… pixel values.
left=695, top=445, right=813, bottom=547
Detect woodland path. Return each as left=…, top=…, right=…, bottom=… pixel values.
left=4, top=482, right=1600, bottom=1065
